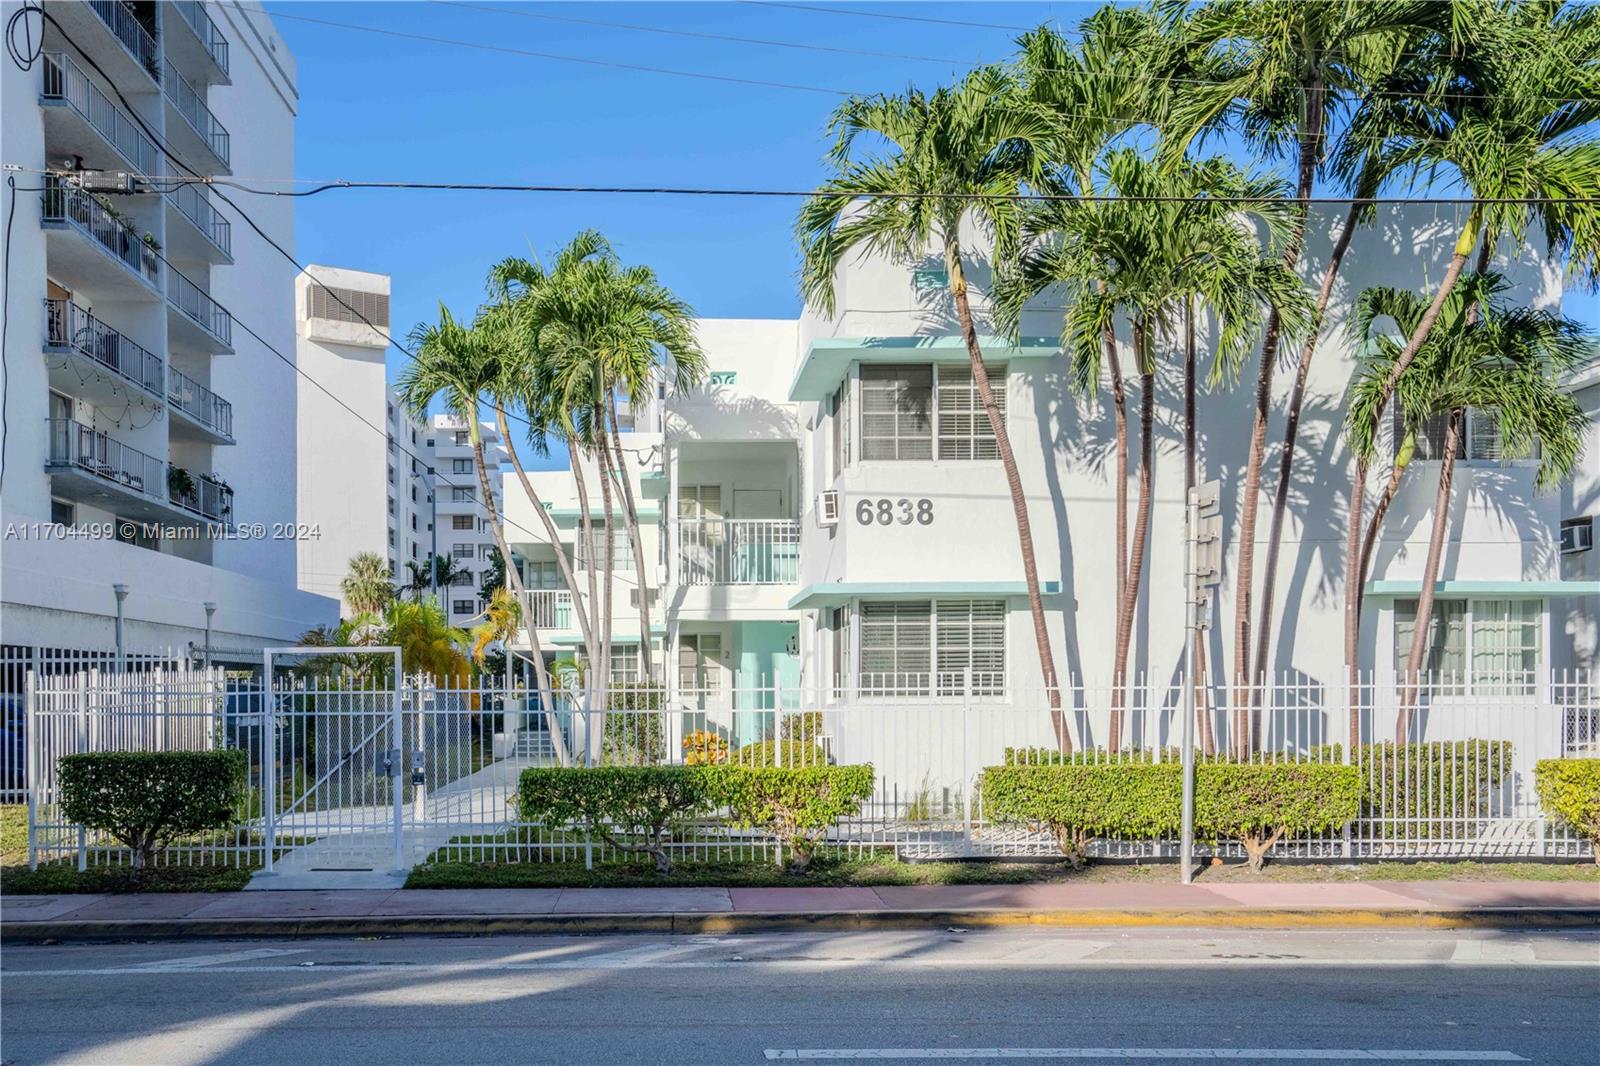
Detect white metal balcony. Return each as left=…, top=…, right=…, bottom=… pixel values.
left=162, top=58, right=230, bottom=169
left=46, top=416, right=164, bottom=502
left=40, top=51, right=158, bottom=176
left=164, top=181, right=231, bottom=260
left=84, top=0, right=160, bottom=83
left=677, top=518, right=800, bottom=585
left=167, top=365, right=233, bottom=443
left=167, top=0, right=230, bottom=82
left=45, top=298, right=164, bottom=401
left=167, top=267, right=233, bottom=352
left=40, top=176, right=161, bottom=290
left=521, top=590, right=574, bottom=630
left=167, top=468, right=233, bottom=524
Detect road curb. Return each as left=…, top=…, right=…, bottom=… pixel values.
left=5, top=906, right=1599, bottom=942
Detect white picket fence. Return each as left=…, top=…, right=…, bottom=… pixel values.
left=18, top=666, right=1598, bottom=870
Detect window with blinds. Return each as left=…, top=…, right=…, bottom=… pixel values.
left=858, top=600, right=1005, bottom=697
left=573, top=523, right=635, bottom=571
left=831, top=378, right=850, bottom=478
left=1396, top=407, right=1535, bottom=462
left=936, top=363, right=1005, bottom=460
left=306, top=284, right=389, bottom=329
left=1393, top=597, right=1541, bottom=696
left=860, top=365, right=932, bottom=460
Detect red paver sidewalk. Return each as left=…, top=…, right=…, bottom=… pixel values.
left=4, top=879, right=1597, bottom=935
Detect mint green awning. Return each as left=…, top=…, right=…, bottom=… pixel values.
left=787, top=335, right=1061, bottom=401
left=1363, top=579, right=1600, bottom=599
left=789, top=580, right=1062, bottom=610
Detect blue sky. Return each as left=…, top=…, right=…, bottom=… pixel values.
left=270, top=1, right=1596, bottom=467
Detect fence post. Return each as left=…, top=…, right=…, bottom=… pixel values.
left=26, top=670, right=37, bottom=871
left=76, top=671, right=89, bottom=871
left=1340, top=674, right=1353, bottom=860
left=962, top=670, right=973, bottom=851
left=262, top=666, right=277, bottom=875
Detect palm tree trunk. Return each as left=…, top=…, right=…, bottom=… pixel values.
left=1184, top=299, right=1214, bottom=756
left=1367, top=222, right=1477, bottom=429
left=1357, top=454, right=1409, bottom=609
left=1105, top=323, right=1128, bottom=733
left=1398, top=410, right=1463, bottom=739
left=1231, top=81, right=1323, bottom=730
left=945, top=240, right=1068, bottom=753
left=595, top=421, right=620, bottom=764
left=494, top=406, right=597, bottom=655
left=568, top=446, right=603, bottom=763
left=1251, top=195, right=1363, bottom=688
left=469, top=425, right=569, bottom=766
left=607, top=392, right=656, bottom=683
left=1112, top=341, right=1155, bottom=753
left=1343, top=457, right=1369, bottom=750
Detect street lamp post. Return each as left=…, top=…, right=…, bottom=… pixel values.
left=203, top=602, right=217, bottom=671
left=112, top=583, right=129, bottom=672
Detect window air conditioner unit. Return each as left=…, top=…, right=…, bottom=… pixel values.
left=816, top=490, right=840, bottom=527
left=1560, top=516, right=1593, bottom=555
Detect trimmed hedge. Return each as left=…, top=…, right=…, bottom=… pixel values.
left=1195, top=763, right=1361, bottom=870
left=1311, top=740, right=1511, bottom=838
left=982, top=761, right=1362, bottom=870
left=1535, top=759, right=1600, bottom=865
left=717, top=763, right=876, bottom=873
left=982, top=763, right=1182, bottom=867
left=57, top=750, right=249, bottom=875
left=518, top=765, right=724, bottom=874
left=730, top=739, right=830, bottom=767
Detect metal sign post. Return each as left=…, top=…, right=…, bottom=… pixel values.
left=1181, top=480, right=1221, bottom=884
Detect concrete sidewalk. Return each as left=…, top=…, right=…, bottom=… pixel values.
left=4, top=879, right=1598, bottom=941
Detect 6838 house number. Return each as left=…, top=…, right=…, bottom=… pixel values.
left=855, top=497, right=934, bottom=526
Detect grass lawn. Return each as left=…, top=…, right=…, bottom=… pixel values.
left=0, top=804, right=26, bottom=867
left=405, top=854, right=1600, bottom=890
left=2, top=861, right=257, bottom=894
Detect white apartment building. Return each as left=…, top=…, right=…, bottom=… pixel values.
left=502, top=208, right=1599, bottom=730
left=428, top=413, right=507, bottom=627
left=0, top=1, right=336, bottom=665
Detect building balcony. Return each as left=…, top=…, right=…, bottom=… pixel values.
left=161, top=58, right=229, bottom=171
left=166, top=0, right=230, bottom=84
left=167, top=365, right=233, bottom=444
left=522, top=589, right=575, bottom=631
left=39, top=51, right=158, bottom=177
left=676, top=519, right=800, bottom=585
left=40, top=177, right=161, bottom=293
left=166, top=267, right=234, bottom=353
left=44, top=298, right=164, bottom=407
left=164, top=182, right=231, bottom=262
left=69, top=0, right=161, bottom=87
left=167, top=468, right=233, bottom=524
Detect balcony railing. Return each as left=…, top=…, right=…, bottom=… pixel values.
left=677, top=519, right=800, bottom=585
left=170, top=1, right=229, bottom=76
left=46, top=417, right=164, bottom=497
left=162, top=59, right=230, bottom=166
left=45, top=299, right=164, bottom=396
left=41, top=176, right=161, bottom=287
left=169, top=469, right=233, bottom=523
left=165, top=182, right=231, bottom=255
left=40, top=51, right=158, bottom=175
left=522, top=589, right=574, bottom=629
left=167, top=366, right=232, bottom=438
left=168, top=267, right=233, bottom=347
left=87, top=0, right=159, bottom=81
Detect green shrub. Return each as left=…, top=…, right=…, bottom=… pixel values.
left=1195, top=763, right=1361, bottom=871
left=1003, top=747, right=1183, bottom=766
left=1535, top=759, right=1600, bottom=865
left=1311, top=740, right=1511, bottom=839
left=780, top=711, right=825, bottom=745
left=718, top=764, right=875, bottom=873
left=981, top=763, right=1182, bottom=867
left=57, top=750, right=249, bottom=877
left=730, top=738, right=829, bottom=767
left=516, top=765, right=727, bottom=874
left=602, top=684, right=668, bottom=766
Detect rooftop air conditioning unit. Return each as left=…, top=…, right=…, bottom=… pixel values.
left=816, top=490, right=840, bottom=527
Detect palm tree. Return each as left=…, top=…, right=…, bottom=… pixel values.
left=1166, top=0, right=1440, bottom=711
left=469, top=586, right=523, bottom=664
left=1336, top=0, right=1600, bottom=689
left=384, top=598, right=472, bottom=681
left=795, top=66, right=1071, bottom=748
left=403, top=554, right=465, bottom=603
left=340, top=552, right=394, bottom=616
left=397, top=305, right=571, bottom=764
left=1346, top=274, right=1592, bottom=740
left=998, top=149, right=1306, bottom=750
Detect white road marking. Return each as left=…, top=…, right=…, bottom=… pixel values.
left=1448, top=940, right=1537, bottom=964
left=762, top=1050, right=1529, bottom=1061
left=130, top=948, right=308, bottom=971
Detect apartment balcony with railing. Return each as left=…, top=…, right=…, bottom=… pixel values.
left=167, top=0, right=230, bottom=83
left=40, top=176, right=161, bottom=291
left=164, top=181, right=231, bottom=261
left=84, top=0, right=160, bottom=84
left=161, top=58, right=230, bottom=170
left=44, top=298, right=164, bottom=401
left=522, top=589, right=575, bottom=631
left=167, top=365, right=233, bottom=442
left=676, top=518, right=801, bottom=585
left=167, top=266, right=233, bottom=352
left=167, top=468, right=233, bottom=524
left=46, top=415, right=164, bottom=506
left=39, top=51, right=158, bottom=177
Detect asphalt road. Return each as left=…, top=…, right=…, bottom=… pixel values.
left=2, top=928, right=1597, bottom=1065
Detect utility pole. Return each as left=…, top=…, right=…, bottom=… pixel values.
left=1181, top=479, right=1221, bottom=884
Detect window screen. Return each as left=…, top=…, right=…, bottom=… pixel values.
left=936, top=364, right=1005, bottom=460
left=860, top=365, right=932, bottom=460
left=859, top=601, right=932, bottom=694
left=935, top=599, right=1006, bottom=695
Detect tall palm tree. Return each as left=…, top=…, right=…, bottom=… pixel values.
left=1346, top=275, right=1591, bottom=739
left=1336, top=0, right=1600, bottom=689
left=998, top=149, right=1306, bottom=751
left=384, top=598, right=472, bottom=681
left=397, top=305, right=571, bottom=764
left=469, top=586, right=524, bottom=664
left=341, top=551, right=395, bottom=616
left=404, top=553, right=464, bottom=603
left=795, top=66, right=1072, bottom=748
left=1166, top=0, right=1439, bottom=711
